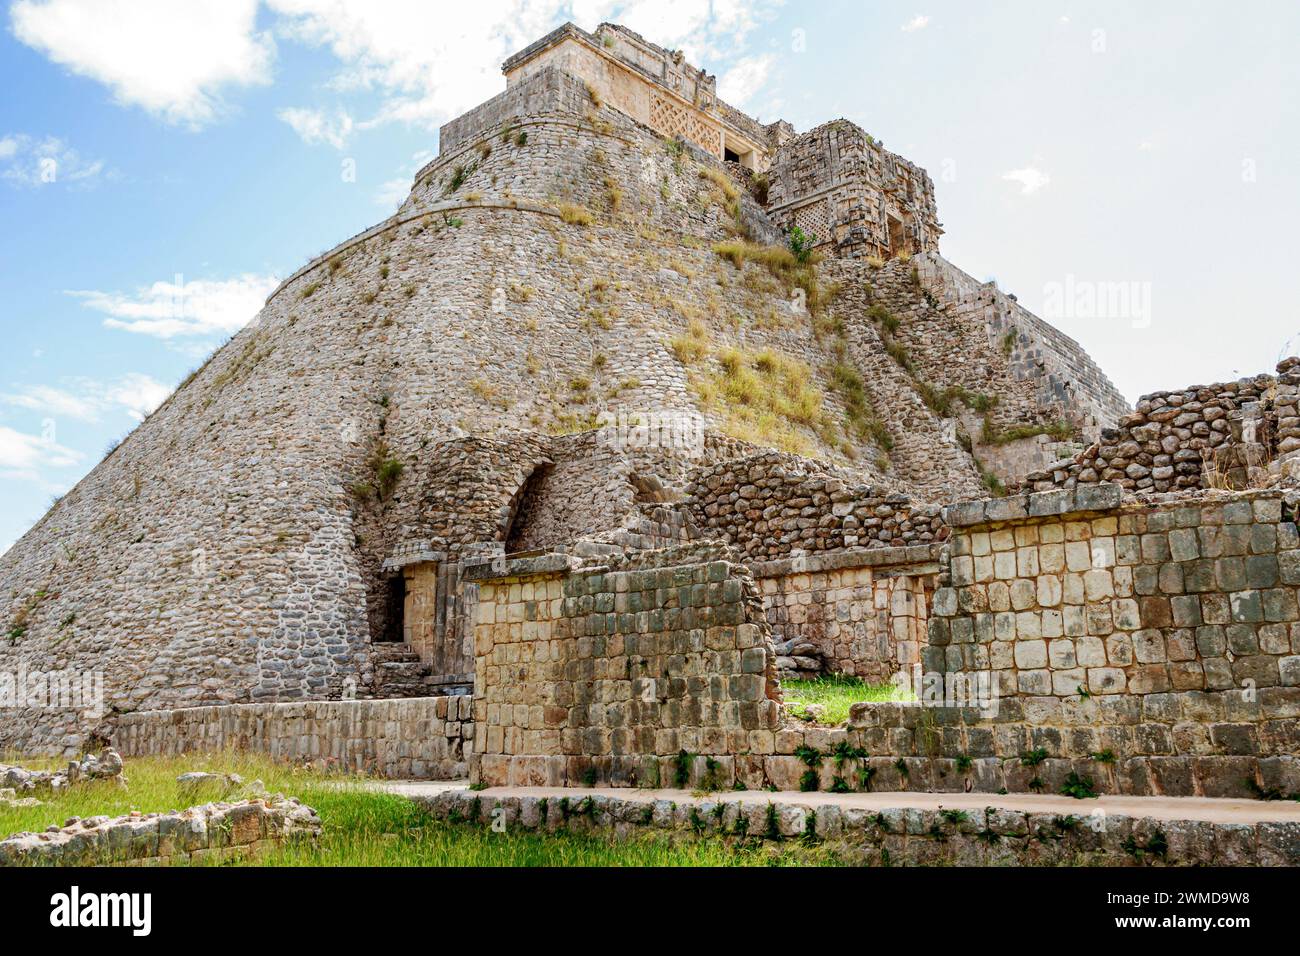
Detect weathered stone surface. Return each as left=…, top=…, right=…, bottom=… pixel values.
left=0, top=796, right=319, bottom=867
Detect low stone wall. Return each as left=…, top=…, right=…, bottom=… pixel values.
left=838, top=691, right=1300, bottom=798
left=547, top=687, right=1298, bottom=798
left=751, top=544, right=939, bottom=682
left=465, top=545, right=783, bottom=788
left=464, top=484, right=1300, bottom=797
left=419, top=788, right=1300, bottom=866
left=113, top=697, right=472, bottom=780
left=0, top=796, right=320, bottom=866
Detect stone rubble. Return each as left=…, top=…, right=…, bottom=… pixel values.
left=0, top=795, right=321, bottom=867
left=0, top=749, right=125, bottom=794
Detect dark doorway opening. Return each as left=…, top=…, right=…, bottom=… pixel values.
left=887, top=215, right=907, bottom=258
left=724, top=147, right=741, bottom=164
left=378, top=574, right=406, bottom=642
left=503, top=463, right=554, bottom=554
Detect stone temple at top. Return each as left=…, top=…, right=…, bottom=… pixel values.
left=451, top=21, right=945, bottom=263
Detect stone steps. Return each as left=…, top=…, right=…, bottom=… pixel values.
left=391, top=782, right=1300, bottom=866
left=369, top=644, right=441, bottom=699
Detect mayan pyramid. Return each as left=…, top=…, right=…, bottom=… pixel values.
left=0, top=23, right=1128, bottom=754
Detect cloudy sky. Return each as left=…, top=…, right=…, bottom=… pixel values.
left=1, top=0, right=1296, bottom=555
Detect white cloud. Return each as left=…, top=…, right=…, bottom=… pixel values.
left=0, top=134, right=108, bottom=188
left=0, top=424, right=83, bottom=477
left=69, top=274, right=280, bottom=339
left=277, top=106, right=354, bottom=148
left=10, top=0, right=275, bottom=128
left=2, top=374, right=172, bottom=424
left=901, top=14, right=931, bottom=33
left=609, top=0, right=768, bottom=59
left=1, top=384, right=100, bottom=421
left=101, top=373, right=172, bottom=421
left=718, top=53, right=773, bottom=106
left=267, top=1, right=785, bottom=131
left=267, top=0, right=563, bottom=130
left=12, top=2, right=785, bottom=137
left=1002, top=166, right=1051, bottom=195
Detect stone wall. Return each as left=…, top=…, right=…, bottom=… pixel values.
left=0, top=796, right=320, bottom=867
left=843, top=692, right=1300, bottom=799
left=466, top=545, right=783, bottom=788
left=113, top=698, right=472, bottom=780
left=915, top=254, right=1132, bottom=445
left=935, top=485, right=1299, bottom=701
left=464, top=482, right=1300, bottom=798
left=439, top=62, right=597, bottom=158
left=1019, top=358, right=1299, bottom=494
left=751, top=545, right=939, bottom=682
left=421, top=787, right=1300, bottom=866
left=686, top=451, right=947, bottom=560
left=497, top=23, right=772, bottom=169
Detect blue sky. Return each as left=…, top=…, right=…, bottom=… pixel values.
left=1, top=0, right=1297, bottom=555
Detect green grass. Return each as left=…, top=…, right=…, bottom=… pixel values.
left=0, top=752, right=347, bottom=838
left=0, top=754, right=850, bottom=867
left=783, top=675, right=912, bottom=725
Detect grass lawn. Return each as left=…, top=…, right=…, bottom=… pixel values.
left=0, top=753, right=849, bottom=867
left=782, top=674, right=913, bottom=725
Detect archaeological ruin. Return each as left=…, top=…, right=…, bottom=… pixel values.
left=3, top=22, right=1300, bottom=863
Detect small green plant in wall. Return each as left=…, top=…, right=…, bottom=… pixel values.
left=1020, top=747, right=1049, bottom=766
left=1059, top=773, right=1098, bottom=800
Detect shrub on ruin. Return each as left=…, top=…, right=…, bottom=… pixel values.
left=558, top=203, right=594, bottom=226
left=443, top=161, right=477, bottom=196
left=788, top=225, right=817, bottom=264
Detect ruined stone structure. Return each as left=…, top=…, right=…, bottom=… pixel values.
left=1019, top=357, right=1300, bottom=495
left=0, top=795, right=321, bottom=866
left=767, top=120, right=943, bottom=261
left=12, top=19, right=1291, bottom=834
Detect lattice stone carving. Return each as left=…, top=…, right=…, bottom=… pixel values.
left=791, top=199, right=831, bottom=245
left=649, top=93, right=722, bottom=156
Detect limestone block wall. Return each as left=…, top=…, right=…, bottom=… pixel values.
left=113, top=697, right=472, bottom=780
left=496, top=23, right=771, bottom=169
left=422, top=787, right=1300, bottom=867
left=751, top=545, right=939, bottom=683
left=466, top=546, right=783, bottom=788
left=935, top=485, right=1300, bottom=702
left=1019, top=358, right=1298, bottom=494
left=462, top=489, right=1300, bottom=796
left=844, top=692, right=1300, bottom=799
left=439, top=64, right=599, bottom=157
